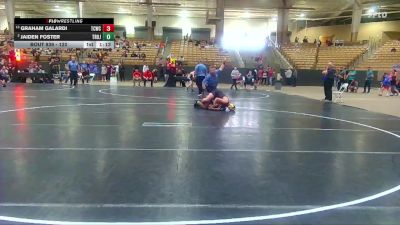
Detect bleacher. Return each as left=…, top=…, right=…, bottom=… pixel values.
left=170, top=40, right=231, bottom=66
left=0, top=34, right=10, bottom=47
left=118, top=40, right=160, bottom=65
left=20, top=40, right=161, bottom=66
left=316, top=46, right=367, bottom=70
left=281, top=45, right=317, bottom=69
left=356, top=40, right=400, bottom=71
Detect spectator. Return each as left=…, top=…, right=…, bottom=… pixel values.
left=141, top=53, right=146, bottom=59
left=230, top=67, right=241, bottom=90
left=337, top=67, right=348, bottom=90
left=101, top=64, right=107, bottom=82
left=363, top=67, right=374, bottom=93
left=132, top=68, right=142, bottom=87
left=157, top=57, right=164, bottom=81
left=142, top=64, right=149, bottom=73
left=262, top=70, right=268, bottom=85
left=252, top=68, right=259, bottom=90
left=379, top=73, right=391, bottom=97
left=88, top=61, right=98, bottom=83
left=348, top=80, right=359, bottom=93
left=0, top=66, right=9, bottom=87
left=143, top=69, right=154, bottom=87
left=292, top=67, right=298, bottom=87
left=267, top=66, right=274, bottom=86
left=177, top=56, right=185, bottom=66
left=113, top=63, right=120, bottom=79
left=313, top=39, right=317, bottom=44
left=118, top=63, right=125, bottom=82
left=31, top=49, right=37, bottom=57
left=49, top=58, right=59, bottom=76
left=294, top=37, right=299, bottom=43
left=176, top=67, right=186, bottom=87
left=80, top=60, right=89, bottom=84
left=106, top=64, right=112, bottom=81
left=390, top=71, right=399, bottom=96
left=303, top=36, right=308, bottom=43
left=152, top=69, right=158, bottom=83
left=322, top=62, right=336, bottom=102
left=257, top=68, right=264, bottom=86
left=391, top=47, right=397, bottom=53
left=285, top=68, right=293, bottom=85
left=244, top=70, right=254, bottom=90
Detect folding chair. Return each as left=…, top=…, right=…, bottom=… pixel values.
left=333, top=83, right=349, bottom=103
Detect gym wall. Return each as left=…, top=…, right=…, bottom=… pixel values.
left=291, top=20, right=400, bottom=42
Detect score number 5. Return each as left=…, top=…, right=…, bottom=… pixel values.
left=102, top=24, right=114, bottom=32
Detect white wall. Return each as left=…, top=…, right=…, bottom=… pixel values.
left=113, top=15, right=276, bottom=38
left=0, top=12, right=7, bottom=30
left=0, top=11, right=277, bottom=39
left=291, top=20, right=400, bottom=42
left=224, top=18, right=273, bottom=37
left=113, top=15, right=146, bottom=36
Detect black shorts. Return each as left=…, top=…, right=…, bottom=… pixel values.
left=0, top=75, right=9, bottom=82
left=211, top=89, right=225, bottom=99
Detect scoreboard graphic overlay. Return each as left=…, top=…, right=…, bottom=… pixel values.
left=14, top=18, right=115, bottom=49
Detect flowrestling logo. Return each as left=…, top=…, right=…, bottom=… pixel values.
left=368, top=12, right=388, bottom=18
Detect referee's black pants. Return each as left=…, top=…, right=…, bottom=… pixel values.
left=196, top=76, right=205, bottom=95
left=70, top=71, right=78, bottom=86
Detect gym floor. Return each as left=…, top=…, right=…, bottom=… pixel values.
left=0, top=84, right=399, bottom=225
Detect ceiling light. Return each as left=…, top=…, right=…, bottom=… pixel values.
left=179, top=10, right=188, bottom=18
left=368, top=7, right=376, bottom=14
left=243, top=11, right=250, bottom=18
left=272, top=16, right=277, bottom=21
left=117, top=7, right=130, bottom=14
left=54, top=5, right=59, bottom=8
left=299, top=13, right=305, bottom=17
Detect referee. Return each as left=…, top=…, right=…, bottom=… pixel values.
left=67, top=56, right=80, bottom=88
left=194, top=61, right=208, bottom=97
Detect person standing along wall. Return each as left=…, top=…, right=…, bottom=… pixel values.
left=119, top=63, right=125, bottom=82
left=268, top=67, right=274, bottom=86
left=363, top=67, right=374, bottom=93
left=101, top=64, right=107, bottom=82
left=106, top=64, right=112, bottom=81
left=292, top=67, right=297, bottom=87
left=230, top=67, right=241, bottom=90
left=285, top=68, right=293, bottom=86
left=322, top=62, right=336, bottom=102
left=80, top=60, right=89, bottom=84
